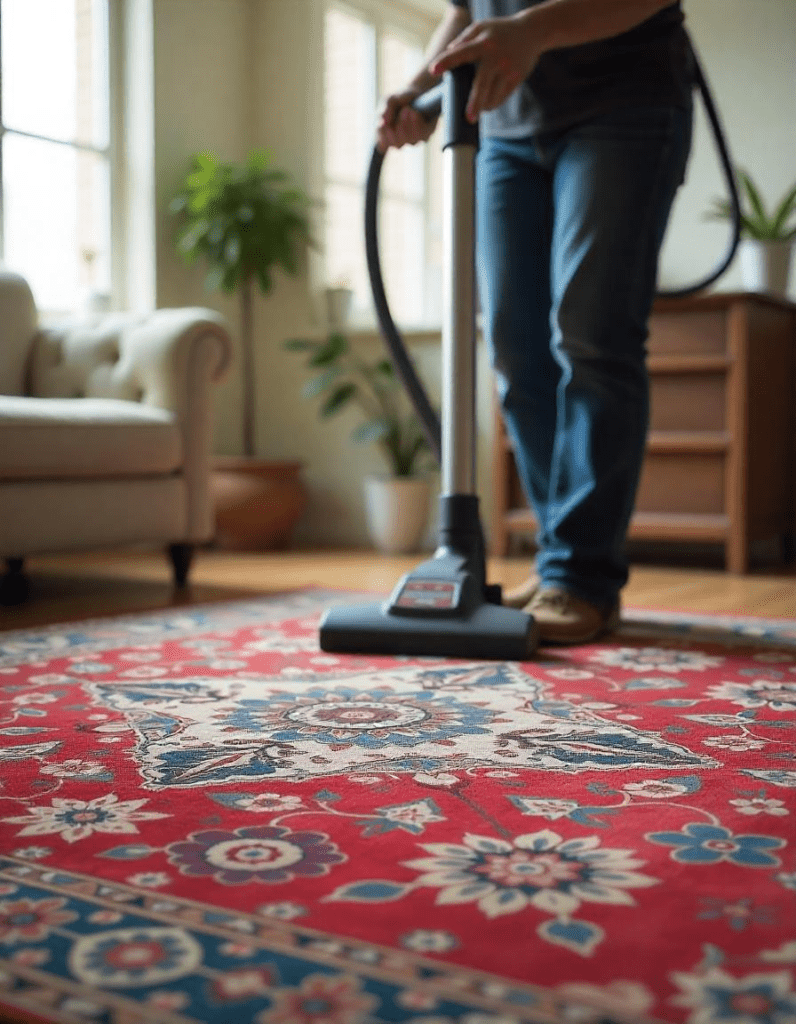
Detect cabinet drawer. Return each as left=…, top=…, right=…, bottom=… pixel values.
left=636, top=454, right=725, bottom=515
left=650, top=373, right=726, bottom=432
left=648, top=310, right=727, bottom=356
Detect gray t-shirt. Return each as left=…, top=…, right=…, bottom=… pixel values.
left=449, top=0, right=693, bottom=137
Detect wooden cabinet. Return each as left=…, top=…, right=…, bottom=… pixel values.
left=490, top=292, right=796, bottom=573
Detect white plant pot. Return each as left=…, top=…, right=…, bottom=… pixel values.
left=364, top=475, right=431, bottom=554
left=739, top=239, right=793, bottom=296
left=325, top=287, right=353, bottom=327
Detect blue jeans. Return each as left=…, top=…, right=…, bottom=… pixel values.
left=476, top=103, right=693, bottom=606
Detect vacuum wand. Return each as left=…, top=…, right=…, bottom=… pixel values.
left=440, top=68, right=478, bottom=497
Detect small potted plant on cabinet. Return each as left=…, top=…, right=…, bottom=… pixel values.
left=324, top=276, right=354, bottom=328
left=284, top=331, right=435, bottom=553
left=706, top=168, right=796, bottom=296
left=170, top=149, right=314, bottom=548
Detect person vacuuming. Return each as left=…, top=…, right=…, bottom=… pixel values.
left=319, top=0, right=736, bottom=659
left=379, top=0, right=694, bottom=644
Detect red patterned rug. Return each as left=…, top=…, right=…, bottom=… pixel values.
left=1, top=590, right=795, bottom=1024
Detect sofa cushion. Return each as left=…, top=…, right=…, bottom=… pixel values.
left=0, top=397, right=182, bottom=481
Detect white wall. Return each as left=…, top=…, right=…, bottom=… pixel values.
left=142, top=0, right=796, bottom=549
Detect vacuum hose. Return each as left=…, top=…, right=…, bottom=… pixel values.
left=657, top=42, right=742, bottom=298
left=365, top=37, right=741, bottom=466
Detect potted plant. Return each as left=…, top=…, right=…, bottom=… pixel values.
left=706, top=169, right=796, bottom=296
left=284, top=331, right=436, bottom=553
left=170, top=149, right=314, bottom=548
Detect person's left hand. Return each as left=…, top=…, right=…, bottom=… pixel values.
left=431, top=15, right=541, bottom=123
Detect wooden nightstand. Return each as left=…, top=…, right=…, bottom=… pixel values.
left=490, top=292, right=796, bottom=573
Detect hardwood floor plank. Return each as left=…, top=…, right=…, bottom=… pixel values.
left=1, top=547, right=794, bottom=632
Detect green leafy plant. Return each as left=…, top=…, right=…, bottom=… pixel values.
left=706, top=169, right=796, bottom=241
left=284, top=332, right=433, bottom=478
left=170, top=149, right=313, bottom=457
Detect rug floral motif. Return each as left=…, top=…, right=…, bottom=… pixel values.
left=0, top=591, right=794, bottom=1024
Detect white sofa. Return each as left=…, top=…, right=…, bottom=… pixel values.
left=0, top=270, right=233, bottom=602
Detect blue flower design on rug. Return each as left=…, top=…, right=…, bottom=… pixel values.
left=232, top=685, right=494, bottom=748
left=647, top=823, right=785, bottom=867
left=69, top=926, right=204, bottom=987
left=670, top=966, right=796, bottom=1023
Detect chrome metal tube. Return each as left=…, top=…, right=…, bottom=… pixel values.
left=441, top=143, right=478, bottom=496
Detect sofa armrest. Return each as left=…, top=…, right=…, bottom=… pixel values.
left=29, top=308, right=234, bottom=540
left=29, top=308, right=231, bottom=406
left=0, top=271, right=38, bottom=396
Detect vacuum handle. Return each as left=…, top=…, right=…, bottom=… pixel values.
left=410, top=65, right=479, bottom=152
left=410, top=82, right=443, bottom=122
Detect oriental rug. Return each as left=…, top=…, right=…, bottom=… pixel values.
left=0, top=591, right=794, bottom=1024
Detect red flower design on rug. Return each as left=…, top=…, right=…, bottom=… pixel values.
left=167, top=825, right=346, bottom=884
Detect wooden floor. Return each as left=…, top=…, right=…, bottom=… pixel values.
left=1, top=546, right=795, bottom=631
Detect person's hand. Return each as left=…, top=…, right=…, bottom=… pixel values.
left=431, top=15, right=541, bottom=123
left=377, top=89, right=438, bottom=153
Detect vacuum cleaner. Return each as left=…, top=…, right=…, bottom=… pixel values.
left=319, top=38, right=741, bottom=662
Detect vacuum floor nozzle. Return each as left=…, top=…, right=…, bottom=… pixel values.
left=319, top=507, right=538, bottom=662
left=319, top=598, right=538, bottom=661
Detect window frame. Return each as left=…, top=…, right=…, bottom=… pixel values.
left=0, top=0, right=121, bottom=316
left=319, top=0, right=441, bottom=329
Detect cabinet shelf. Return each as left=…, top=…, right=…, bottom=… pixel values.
left=503, top=430, right=730, bottom=455
left=502, top=509, right=730, bottom=543
left=647, top=354, right=731, bottom=374
left=646, top=432, right=730, bottom=454
left=630, top=512, right=730, bottom=542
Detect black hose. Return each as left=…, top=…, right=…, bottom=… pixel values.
left=657, top=39, right=742, bottom=298
left=364, top=83, right=445, bottom=462
left=365, top=143, right=442, bottom=462
left=365, top=39, right=741, bottom=464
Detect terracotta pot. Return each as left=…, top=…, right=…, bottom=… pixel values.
left=211, top=457, right=308, bottom=551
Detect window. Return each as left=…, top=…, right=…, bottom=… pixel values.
left=0, top=0, right=113, bottom=313
left=323, top=1, right=441, bottom=328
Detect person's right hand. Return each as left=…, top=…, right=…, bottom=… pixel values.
left=377, top=88, right=438, bottom=153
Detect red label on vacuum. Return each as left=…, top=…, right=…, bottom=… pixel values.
left=395, top=581, right=457, bottom=609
